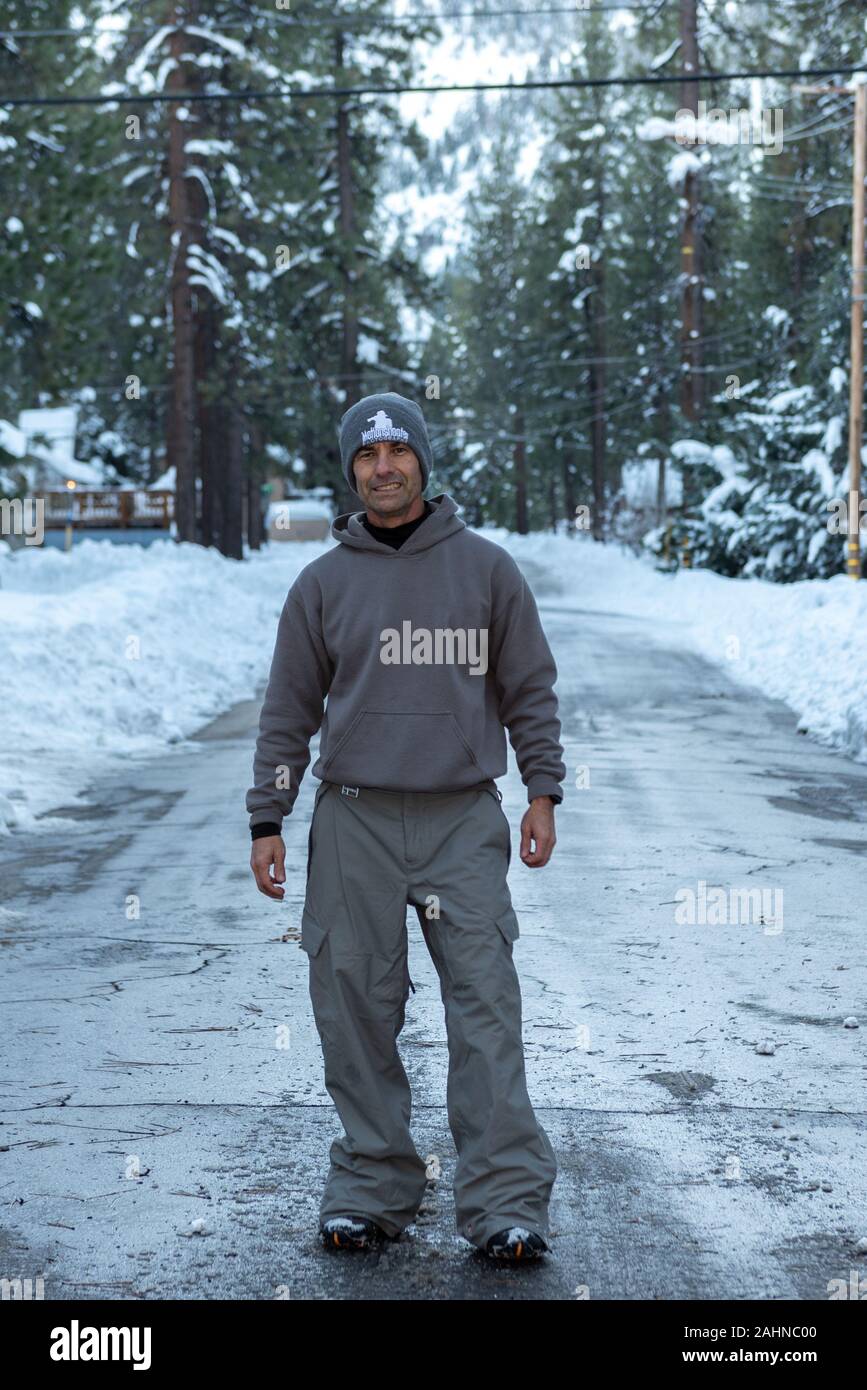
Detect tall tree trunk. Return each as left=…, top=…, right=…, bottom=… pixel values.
left=336, top=32, right=360, bottom=409
left=166, top=4, right=200, bottom=542
left=147, top=387, right=161, bottom=485
left=588, top=293, right=606, bottom=537
left=246, top=419, right=264, bottom=550
left=788, top=138, right=808, bottom=373
left=314, top=375, right=355, bottom=513
left=223, top=404, right=244, bottom=560
left=548, top=462, right=558, bottom=530
left=514, top=410, right=528, bottom=535
left=679, top=0, right=703, bottom=423
left=652, top=290, right=673, bottom=527
left=583, top=135, right=608, bottom=540
left=656, top=457, right=666, bottom=527
left=656, top=376, right=673, bottom=526
left=584, top=277, right=607, bottom=538
left=195, top=299, right=221, bottom=549
left=561, top=444, right=577, bottom=527
left=194, top=49, right=227, bottom=550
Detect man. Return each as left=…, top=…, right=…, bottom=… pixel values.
left=247, top=391, right=566, bottom=1262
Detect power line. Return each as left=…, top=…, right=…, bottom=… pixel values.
left=2, top=64, right=865, bottom=109
left=6, top=329, right=796, bottom=409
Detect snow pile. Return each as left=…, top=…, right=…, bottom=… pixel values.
left=496, top=529, right=867, bottom=764
left=0, top=537, right=327, bottom=834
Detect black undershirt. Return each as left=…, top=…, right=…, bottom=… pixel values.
left=361, top=499, right=434, bottom=549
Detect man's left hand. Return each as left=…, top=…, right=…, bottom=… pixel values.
left=520, top=796, right=556, bottom=868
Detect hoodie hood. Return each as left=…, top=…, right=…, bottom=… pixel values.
left=330, top=492, right=467, bottom=557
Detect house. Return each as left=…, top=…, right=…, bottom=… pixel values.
left=0, top=406, right=103, bottom=492
left=17, top=406, right=102, bottom=487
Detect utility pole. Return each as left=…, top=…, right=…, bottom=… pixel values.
left=679, top=0, right=703, bottom=423
left=166, top=3, right=199, bottom=544
left=584, top=158, right=607, bottom=539
left=849, top=79, right=866, bottom=579
left=796, top=77, right=866, bottom=579
left=335, top=30, right=360, bottom=413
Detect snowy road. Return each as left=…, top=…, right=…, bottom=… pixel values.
left=2, top=554, right=866, bottom=1301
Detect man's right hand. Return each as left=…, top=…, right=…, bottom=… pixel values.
left=250, top=836, right=287, bottom=900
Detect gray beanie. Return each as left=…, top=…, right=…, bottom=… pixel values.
left=338, top=391, right=433, bottom=497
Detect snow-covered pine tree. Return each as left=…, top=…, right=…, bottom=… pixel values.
left=654, top=360, right=850, bottom=581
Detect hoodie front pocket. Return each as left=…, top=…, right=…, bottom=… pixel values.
left=320, top=707, right=368, bottom=775
left=321, top=709, right=483, bottom=787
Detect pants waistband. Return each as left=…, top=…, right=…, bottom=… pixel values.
left=320, top=778, right=502, bottom=803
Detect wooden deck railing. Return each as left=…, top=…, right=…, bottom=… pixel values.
left=35, top=490, right=174, bottom=528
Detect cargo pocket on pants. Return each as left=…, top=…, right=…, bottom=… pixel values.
left=494, top=905, right=520, bottom=945
left=300, top=904, right=329, bottom=958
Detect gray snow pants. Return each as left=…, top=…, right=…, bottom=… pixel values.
left=300, top=777, right=557, bottom=1250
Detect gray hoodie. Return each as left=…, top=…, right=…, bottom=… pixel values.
left=246, top=493, right=566, bottom=828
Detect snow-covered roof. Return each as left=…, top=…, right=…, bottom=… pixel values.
left=0, top=418, right=27, bottom=459
left=19, top=406, right=79, bottom=454
left=17, top=406, right=103, bottom=485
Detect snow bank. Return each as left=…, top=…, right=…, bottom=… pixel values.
left=494, top=529, right=867, bottom=765
left=0, top=537, right=328, bottom=834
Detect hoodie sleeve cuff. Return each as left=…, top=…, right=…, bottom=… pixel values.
left=250, top=811, right=284, bottom=839
left=526, top=777, right=563, bottom=805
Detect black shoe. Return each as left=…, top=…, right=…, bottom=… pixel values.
left=320, top=1215, right=389, bottom=1250
left=484, top=1226, right=549, bottom=1261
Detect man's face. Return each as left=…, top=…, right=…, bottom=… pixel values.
left=352, top=439, right=423, bottom=520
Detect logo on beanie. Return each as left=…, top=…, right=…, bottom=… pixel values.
left=361, top=409, right=410, bottom=446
